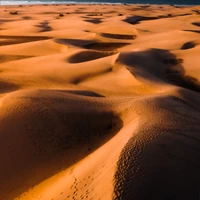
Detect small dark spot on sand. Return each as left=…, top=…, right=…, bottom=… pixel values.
left=10, top=11, right=18, bottom=15
left=59, top=13, right=64, bottom=17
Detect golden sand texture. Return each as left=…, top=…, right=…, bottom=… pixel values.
left=0, top=4, right=200, bottom=200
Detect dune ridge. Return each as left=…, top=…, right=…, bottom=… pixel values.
left=0, top=3, right=200, bottom=200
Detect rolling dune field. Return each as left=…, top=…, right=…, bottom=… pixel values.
left=0, top=3, right=200, bottom=200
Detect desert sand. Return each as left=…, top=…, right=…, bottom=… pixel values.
left=0, top=3, right=200, bottom=200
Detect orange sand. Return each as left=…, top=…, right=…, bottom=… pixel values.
left=0, top=4, right=200, bottom=200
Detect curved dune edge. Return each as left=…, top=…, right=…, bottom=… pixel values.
left=0, top=3, right=200, bottom=200
left=14, top=115, right=139, bottom=200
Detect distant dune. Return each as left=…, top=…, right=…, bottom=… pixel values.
left=0, top=4, right=200, bottom=200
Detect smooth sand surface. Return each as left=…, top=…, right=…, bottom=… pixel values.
left=0, top=4, right=200, bottom=200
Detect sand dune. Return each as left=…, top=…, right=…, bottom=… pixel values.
left=0, top=4, right=200, bottom=200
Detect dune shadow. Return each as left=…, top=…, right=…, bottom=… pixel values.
left=117, top=48, right=200, bottom=93
left=192, top=10, right=200, bottom=15
left=113, top=49, right=200, bottom=200
left=84, top=18, right=102, bottom=24
left=192, top=22, right=200, bottom=27
left=113, top=97, right=200, bottom=200
left=9, top=11, right=19, bottom=15
left=55, top=38, right=96, bottom=47
left=86, top=13, right=104, bottom=16
left=124, top=14, right=191, bottom=25
left=100, top=33, right=136, bottom=40
left=180, top=41, right=196, bottom=50
left=55, top=38, right=130, bottom=51
left=183, top=30, right=200, bottom=34
left=2, top=90, right=123, bottom=199
left=57, top=89, right=104, bottom=97
left=68, top=50, right=116, bottom=63
left=0, top=81, right=19, bottom=94
left=163, top=58, right=200, bottom=93
left=84, top=42, right=130, bottom=51
left=113, top=49, right=200, bottom=199
left=36, top=20, right=53, bottom=32
left=0, top=35, right=51, bottom=46
left=124, top=15, right=158, bottom=25
left=165, top=70, right=200, bottom=92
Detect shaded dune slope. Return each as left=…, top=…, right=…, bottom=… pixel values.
left=114, top=90, right=200, bottom=200
left=0, top=89, right=123, bottom=199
